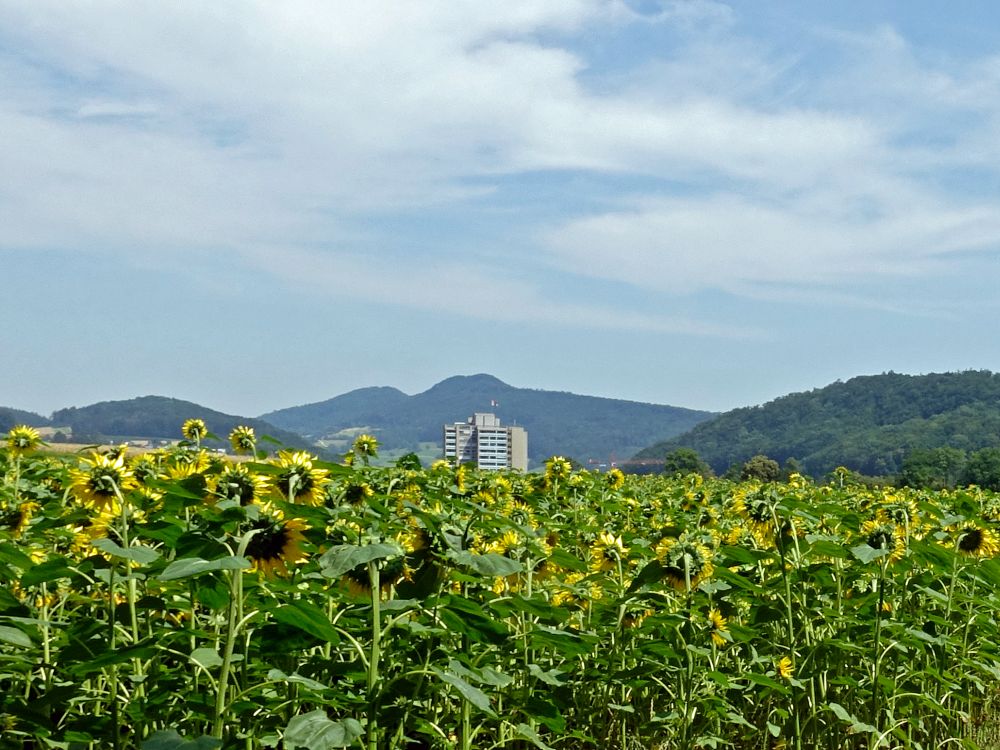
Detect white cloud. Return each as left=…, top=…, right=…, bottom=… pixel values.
left=543, top=188, right=1000, bottom=296
left=1, top=1, right=999, bottom=329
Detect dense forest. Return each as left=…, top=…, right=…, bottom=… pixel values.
left=634, top=371, right=1000, bottom=479
left=48, top=396, right=311, bottom=451
left=0, top=407, right=49, bottom=433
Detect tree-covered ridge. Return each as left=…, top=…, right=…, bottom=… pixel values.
left=0, top=407, right=49, bottom=433
left=634, top=371, right=1000, bottom=477
left=49, top=396, right=311, bottom=451
left=262, top=373, right=716, bottom=465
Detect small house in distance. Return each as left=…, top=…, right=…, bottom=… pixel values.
left=443, top=413, right=528, bottom=471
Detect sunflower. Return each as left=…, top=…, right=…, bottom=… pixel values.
left=707, top=608, right=729, bottom=647
left=352, top=434, right=379, bottom=458
left=860, top=519, right=906, bottom=564
left=876, top=496, right=919, bottom=532
left=229, top=425, right=256, bottom=455
left=605, top=468, right=625, bottom=490
left=343, top=481, right=374, bottom=505
left=485, top=529, right=523, bottom=556
left=69, top=452, right=136, bottom=512
left=181, top=418, right=208, bottom=443
left=655, top=536, right=714, bottom=591
left=273, top=450, right=330, bottom=506
left=732, top=486, right=776, bottom=546
left=777, top=656, right=794, bottom=680
left=69, top=508, right=120, bottom=559
left=503, top=499, right=537, bottom=530
left=210, top=463, right=269, bottom=506
left=1, top=501, right=39, bottom=538
left=340, top=541, right=409, bottom=596
left=590, top=531, right=628, bottom=573
left=545, top=456, right=572, bottom=484
left=954, top=523, right=1000, bottom=559
left=5, top=425, right=41, bottom=455
left=454, top=464, right=468, bottom=493
left=129, top=452, right=163, bottom=485
left=166, top=449, right=211, bottom=479
left=244, top=511, right=308, bottom=577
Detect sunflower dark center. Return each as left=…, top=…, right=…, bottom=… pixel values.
left=867, top=528, right=894, bottom=550
left=90, top=472, right=119, bottom=495
left=246, top=521, right=290, bottom=561
left=959, top=528, right=983, bottom=553
left=217, top=474, right=257, bottom=505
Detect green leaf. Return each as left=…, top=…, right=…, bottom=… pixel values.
left=91, top=538, right=161, bottom=564
left=529, top=625, right=597, bottom=657
left=20, top=557, right=76, bottom=587
left=828, top=702, right=851, bottom=722
left=515, top=723, right=555, bottom=750
left=436, top=670, right=496, bottom=717
left=850, top=543, right=889, bottom=564
left=318, top=543, right=402, bottom=579
left=0, top=625, right=32, bottom=648
left=528, top=663, right=566, bottom=686
left=0, top=541, right=34, bottom=568
left=267, top=669, right=332, bottom=692
left=272, top=601, right=341, bottom=644
left=450, top=550, right=523, bottom=576
left=141, top=729, right=222, bottom=750
left=159, top=556, right=250, bottom=581
left=548, top=547, right=587, bottom=572
left=190, top=648, right=223, bottom=670
left=283, top=710, right=363, bottom=749
left=828, top=702, right=878, bottom=734
left=744, top=672, right=790, bottom=695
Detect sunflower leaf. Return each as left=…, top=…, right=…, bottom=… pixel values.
left=850, top=544, right=890, bottom=564
left=272, top=601, right=340, bottom=644
left=514, top=723, right=555, bottom=750
left=0, top=625, right=32, bottom=648
left=91, top=538, right=160, bottom=565
left=449, top=550, right=523, bottom=577
left=159, top=556, right=251, bottom=581
left=317, top=543, right=402, bottom=579
left=283, top=710, right=363, bottom=749
left=435, top=669, right=496, bottom=717
left=140, top=729, right=222, bottom=750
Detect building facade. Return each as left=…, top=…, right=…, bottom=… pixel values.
left=443, top=413, right=528, bottom=471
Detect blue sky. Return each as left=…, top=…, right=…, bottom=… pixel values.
left=3, top=1, right=1000, bottom=418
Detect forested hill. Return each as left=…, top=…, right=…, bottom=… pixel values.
left=49, top=396, right=311, bottom=451
left=0, top=407, right=50, bottom=433
left=261, top=374, right=715, bottom=465
left=633, top=371, right=1000, bottom=477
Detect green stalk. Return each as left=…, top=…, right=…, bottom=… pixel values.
left=870, top=558, right=887, bottom=737
left=367, top=561, right=382, bottom=750
left=212, top=531, right=256, bottom=741
left=773, top=508, right=802, bottom=750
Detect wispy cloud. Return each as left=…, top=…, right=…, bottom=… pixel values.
left=1, top=1, right=999, bottom=331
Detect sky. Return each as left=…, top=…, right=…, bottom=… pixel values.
left=3, top=1, right=1000, bottom=418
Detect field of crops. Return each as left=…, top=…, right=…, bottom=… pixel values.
left=3, top=422, right=1000, bottom=750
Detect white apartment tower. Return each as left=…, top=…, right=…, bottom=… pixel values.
left=443, top=413, right=528, bottom=471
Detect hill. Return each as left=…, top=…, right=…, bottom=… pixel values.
left=261, top=374, right=715, bottom=465
left=0, top=407, right=50, bottom=433
left=49, top=396, right=312, bottom=452
left=633, top=371, right=1000, bottom=477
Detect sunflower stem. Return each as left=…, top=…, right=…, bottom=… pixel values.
left=212, top=530, right=256, bottom=741
left=367, top=561, right=382, bottom=750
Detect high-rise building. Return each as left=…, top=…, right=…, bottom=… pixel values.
left=443, top=413, right=528, bottom=471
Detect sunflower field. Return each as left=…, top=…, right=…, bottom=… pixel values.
left=3, top=424, right=1000, bottom=750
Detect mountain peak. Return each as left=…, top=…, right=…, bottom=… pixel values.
left=428, top=374, right=510, bottom=391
